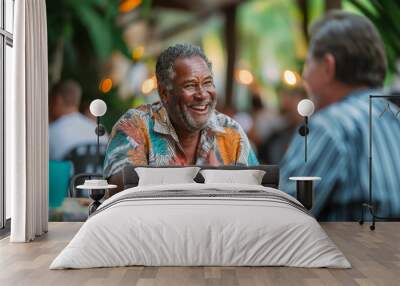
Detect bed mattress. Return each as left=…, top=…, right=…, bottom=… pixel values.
left=50, top=183, right=351, bottom=269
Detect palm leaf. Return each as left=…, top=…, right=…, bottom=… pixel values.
left=67, top=0, right=113, bottom=60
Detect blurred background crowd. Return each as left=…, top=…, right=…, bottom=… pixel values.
left=47, top=0, right=400, bottom=220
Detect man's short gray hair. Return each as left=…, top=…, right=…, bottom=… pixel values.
left=156, top=43, right=212, bottom=91
left=309, top=10, right=386, bottom=88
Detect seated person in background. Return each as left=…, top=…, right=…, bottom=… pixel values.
left=280, top=11, right=400, bottom=220
left=258, top=85, right=307, bottom=165
left=49, top=80, right=108, bottom=161
left=105, top=44, right=258, bottom=193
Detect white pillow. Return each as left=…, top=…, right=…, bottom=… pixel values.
left=200, top=169, right=266, bottom=185
left=135, top=167, right=201, bottom=186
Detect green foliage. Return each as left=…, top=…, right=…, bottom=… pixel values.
left=47, top=0, right=122, bottom=66
left=46, top=0, right=141, bottom=130
left=345, top=0, right=400, bottom=74
left=69, top=0, right=113, bottom=60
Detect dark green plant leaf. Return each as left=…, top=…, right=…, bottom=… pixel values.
left=68, top=0, right=113, bottom=60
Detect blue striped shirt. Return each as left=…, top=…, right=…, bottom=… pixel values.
left=279, top=89, right=400, bottom=221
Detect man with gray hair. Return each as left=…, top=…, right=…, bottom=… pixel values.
left=280, top=11, right=400, bottom=221
left=104, top=44, right=258, bottom=193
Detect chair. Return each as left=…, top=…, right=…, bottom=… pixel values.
left=49, top=160, right=73, bottom=208
left=63, top=143, right=107, bottom=174
left=63, top=143, right=107, bottom=197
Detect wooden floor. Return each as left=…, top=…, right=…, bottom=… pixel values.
left=0, top=222, right=399, bottom=286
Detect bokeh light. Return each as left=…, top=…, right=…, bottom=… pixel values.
left=236, top=69, right=254, bottom=85
left=283, top=70, right=298, bottom=86
left=119, top=0, right=142, bottom=13
left=99, top=78, right=113, bottom=93
left=141, top=76, right=157, bottom=95
left=132, top=46, right=144, bottom=61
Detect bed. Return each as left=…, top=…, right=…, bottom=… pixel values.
left=50, top=165, right=350, bottom=269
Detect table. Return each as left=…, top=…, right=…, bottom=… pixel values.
left=289, top=176, right=321, bottom=210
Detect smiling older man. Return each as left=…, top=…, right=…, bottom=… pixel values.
left=104, top=44, right=258, bottom=189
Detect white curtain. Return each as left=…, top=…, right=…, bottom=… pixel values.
left=8, top=0, right=48, bottom=242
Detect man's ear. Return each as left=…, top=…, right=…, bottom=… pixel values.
left=323, top=53, right=336, bottom=82
left=158, top=84, right=169, bottom=104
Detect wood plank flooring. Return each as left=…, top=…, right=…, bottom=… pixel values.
left=0, top=222, right=399, bottom=286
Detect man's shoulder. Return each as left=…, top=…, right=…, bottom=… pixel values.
left=209, top=111, right=245, bottom=134
left=309, top=92, right=371, bottom=143
left=120, top=101, right=162, bottom=120
left=313, top=94, right=368, bottom=129
left=50, top=112, right=95, bottom=130
left=317, top=89, right=371, bottom=119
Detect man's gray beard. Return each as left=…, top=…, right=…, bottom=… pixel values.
left=178, top=100, right=216, bottom=132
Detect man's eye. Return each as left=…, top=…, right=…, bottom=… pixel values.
left=204, top=80, right=213, bottom=87
left=185, top=84, right=195, bottom=89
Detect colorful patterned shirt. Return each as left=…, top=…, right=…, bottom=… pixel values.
left=104, top=101, right=258, bottom=177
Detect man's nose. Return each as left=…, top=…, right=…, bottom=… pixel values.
left=194, top=85, right=209, bottom=101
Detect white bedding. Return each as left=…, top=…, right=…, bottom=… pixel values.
left=50, top=183, right=351, bottom=269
